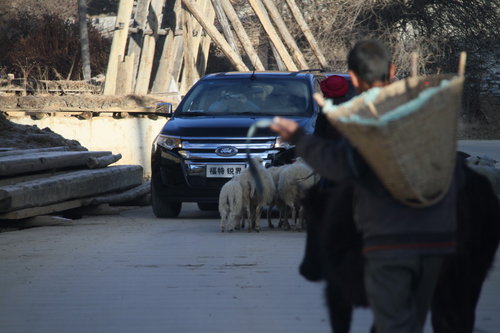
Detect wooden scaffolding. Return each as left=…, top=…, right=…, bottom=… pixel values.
left=103, top=0, right=328, bottom=100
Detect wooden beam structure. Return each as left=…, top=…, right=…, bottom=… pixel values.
left=247, top=0, right=297, bottom=71
left=150, top=0, right=184, bottom=95
left=103, top=0, right=134, bottom=95
left=134, top=0, right=165, bottom=94
left=128, top=0, right=152, bottom=92
left=283, top=0, right=328, bottom=69
left=261, top=0, right=308, bottom=69
left=219, top=0, right=265, bottom=71
left=182, top=0, right=248, bottom=71
left=104, top=0, right=328, bottom=96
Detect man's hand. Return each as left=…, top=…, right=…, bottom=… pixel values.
left=270, top=117, right=299, bottom=142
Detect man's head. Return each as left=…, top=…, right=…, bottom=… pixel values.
left=347, top=40, right=395, bottom=92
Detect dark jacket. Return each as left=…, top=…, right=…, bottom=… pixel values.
left=293, top=130, right=463, bottom=258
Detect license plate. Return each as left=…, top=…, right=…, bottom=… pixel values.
left=206, top=164, right=246, bottom=178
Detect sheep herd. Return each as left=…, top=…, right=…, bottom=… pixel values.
left=218, top=153, right=500, bottom=234
left=218, top=157, right=319, bottom=232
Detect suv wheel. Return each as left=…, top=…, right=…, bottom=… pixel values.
left=151, top=183, right=182, bottom=218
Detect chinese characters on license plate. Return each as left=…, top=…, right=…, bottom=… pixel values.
left=206, top=165, right=246, bottom=178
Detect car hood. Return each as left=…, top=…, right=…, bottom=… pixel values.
left=160, top=115, right=315, bottom=137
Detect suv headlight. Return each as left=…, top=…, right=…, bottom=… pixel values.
left=155, top=134, right=182, bottom=150
left=274, top=136, right=294, bottom=149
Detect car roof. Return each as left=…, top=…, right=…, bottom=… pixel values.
left=201, top=71, right=350, bottom=81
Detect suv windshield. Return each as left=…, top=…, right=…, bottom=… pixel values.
left=178, top=78, right=313, bottom=116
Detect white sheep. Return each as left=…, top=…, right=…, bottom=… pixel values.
left=277, top=158, right=319, bottom=231
left=232, top=172, right=251, bottom=230
left=218, top=178, right=243, bottom=232
left=238, top=157, right=276, bottom=232
left=267, top=165, right=289, bottom=228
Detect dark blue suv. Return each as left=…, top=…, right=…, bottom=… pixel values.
left=150, top=71, right=341, bottom=217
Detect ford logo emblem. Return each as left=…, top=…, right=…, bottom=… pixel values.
left=215, top=146, right=238, bottom=157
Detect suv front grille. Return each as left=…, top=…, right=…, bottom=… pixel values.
left=179, top=136, right=279, bottom=163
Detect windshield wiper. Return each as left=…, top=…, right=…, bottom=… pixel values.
left=178, top=112, right=215, bottom=116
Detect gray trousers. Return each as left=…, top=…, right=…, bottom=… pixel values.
left=364, top=255, right=445, bottom=333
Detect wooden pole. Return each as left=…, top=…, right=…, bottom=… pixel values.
left=180, top=8, right=199, bottom=94
left=151, top=0, right=184, bottom=95
left=270, top=42, right=286, bottom=71
left=247, top=0, right=297, bottom=71
left=211, top=0, right=239, bottom=55
left=195, top=0, right=216, bottom=77
left=181, top=0, right=248, bottom=71
left=219, top=0, right=265, bottom=71
left=128, top=0, right=152, bottom=92
left=115, top=53, right=135, bottom=95
left=103, top=0, right=134, bottom=95
left=134, top=0, right=165, bottom=94
left=260, top=0, right=308, bottom=69
left=78, top=0, right=91, bottom=81
left=169, top=34, right=185, bottom=89
left=283, top=0, right=328, bottom=69
left=180, top=0, right=214, bottom=94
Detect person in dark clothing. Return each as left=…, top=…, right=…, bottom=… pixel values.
left=300, top=74, right=353, bottom=282
left=431, top=152, right=500, bottom=333
left=271, top=40, right=462, bottom=333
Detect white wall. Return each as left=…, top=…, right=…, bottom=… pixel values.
left=12, top=116, right=167, bottom=178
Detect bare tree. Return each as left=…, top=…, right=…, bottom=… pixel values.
left=78, top=0, right=92, bottom=81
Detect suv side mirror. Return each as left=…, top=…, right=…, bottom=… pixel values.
left=155, top=102, right=173, bottom=117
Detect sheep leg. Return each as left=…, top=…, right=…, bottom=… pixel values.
left=246, top=206, right=253, bottom=232
left=237, top=209, right=248, bottom=231
left=247, top=211, right=253, bottom=233
left=227, top=213, right=239, bottom=232
left=277, top=204, right=287, bottom=228
left=267, top=205, right=274, bottom=229
left=254, top=205, right=262, bottom=232
left=281, top=205, right=291, bottom=230
left=299, top=206, right=305, bottom=231
left=235, top=214, right=242, bottom=230
left=291, top=204, right=299, bottom=231
left=219, top=211, right=226, bottom=233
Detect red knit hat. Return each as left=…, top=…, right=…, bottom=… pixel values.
left=320, top=75, right=349, bottom=98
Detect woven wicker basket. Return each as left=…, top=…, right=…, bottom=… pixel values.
left=323, top=74, right=464, bottom=207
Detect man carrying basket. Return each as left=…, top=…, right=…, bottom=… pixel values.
left=271, top=40, right=464, bottom=333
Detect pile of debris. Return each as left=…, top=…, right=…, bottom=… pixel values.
left=0, top=147, right=150, bottom=221
left=0, top=112, right=85, bottom=150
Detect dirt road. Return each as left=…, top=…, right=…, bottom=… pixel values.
left=0, top=140, right=498, bottom=333
left=0, top=204, right=346, bottom=333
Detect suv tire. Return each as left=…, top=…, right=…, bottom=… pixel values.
left=151, top=183, right=182, bottom=218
